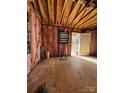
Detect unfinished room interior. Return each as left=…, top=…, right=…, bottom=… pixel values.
left=27, top=0, right=97, bottom=93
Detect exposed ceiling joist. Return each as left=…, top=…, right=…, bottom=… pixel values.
left=56, top=0, right=64, bottom=24
left=75, top=7, right=96, bottom=28
left=60, top=0, right=68, bottom=24
left=70, top=0, right=86, bottom=27
left=79, top=15, right=97, bottom=28
left=28, top=2, right=42, bottom=22
left=72, top=6, right=94, bottom=28
left=60, top=0, right=73, bottom=25
left=77, top=9, right=97, bottom=28
left=28, top=0, right=97, bottom=31
left=33, top=0, right=43, bottom=22
left=38, top=0, right=49, bottom=23
left=67, top=0, right=82, bottom=25
left=47, top=0, right=55, bottom=24
left=86, top=23, right=97, bottom=29
left=82, top=19, right=97, bottom=28
left=84, top=22, right=97, bottom=29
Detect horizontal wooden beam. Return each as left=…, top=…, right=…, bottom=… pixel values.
left=41, top=23, right=82, bottom=31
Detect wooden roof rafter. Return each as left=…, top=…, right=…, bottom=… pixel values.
left=74, top=7, right=96, bottom=28
left=71, top=0, right=96, bottom=28
left=68, top=0, right=87, bottom=27
left=66, top=0, right=82, bottom=25
left=60, top=0, right=68, bottom=25
left=33, top=0, right=43, bottom=22
left=28, top=1, right=42, bottom=22
left=56, top=0, right=64, bottom=24
left=28, top=0, right=97, bottom=32
left=84, top=22, right=97, bottom=29
left=81, top=19, right=97, bottom=29
left=60, top=0, right=73, bottom=25
left=78, top=14, right=96, bottom=28
left=38, top=0, right=49, bottom=23
left=47, top=0, right=55, bottom=24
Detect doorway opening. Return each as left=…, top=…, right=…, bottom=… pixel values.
left=71, top=32, right=80, bottom=56
left=71, top=32, right=97, bottom=62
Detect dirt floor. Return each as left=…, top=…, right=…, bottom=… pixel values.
left=27, top=56, right=97, bottom=93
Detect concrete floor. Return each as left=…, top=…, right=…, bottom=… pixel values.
left=27, top=56, right=97, bottom=93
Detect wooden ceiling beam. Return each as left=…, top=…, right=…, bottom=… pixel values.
left=60, top=0, right=73, bottom=25
left=47, top=0, right=55, bottom=24
left=67, top=0, right=82, bottom=25
left=41, top=23, right=82, bottom=31
left=28, top=2, right=42, bottom=22
left=82, top=19, right=97, bottom=28
left=84, top=23, right=97, bottom=30
left=74, top=7, right=96, bottom=28
left=79, top=15, right=97, bottom=29
left=84, top=22, right=97, bottom=29
left=69, top=0, right=86, bottom=27
left=33, top=0, right=43, bottom=22
left=32, top=1, right=40, bottom=19
left=72, top=6, right=94, bottom=28
left=80, top=8, right=97, bottom=25
left=78, top=13, right=96, bottom=28
left=38, top=0, right=49, bottom=23
left=56, top=0, right=64, bottom=24
left=87, top=24, right=97, bottom=29
left=71, top=8, right=87, bottom=27
left=60, top=0, right=68, bottom=24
